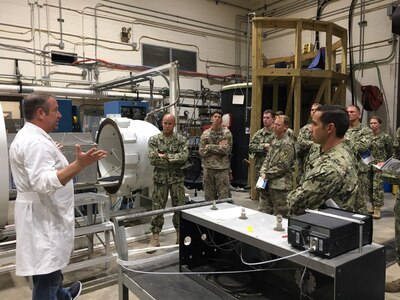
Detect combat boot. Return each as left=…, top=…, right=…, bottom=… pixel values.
left=176, top=230, right=180, bottom=245
left=367, top=206, right=374, bottom=214
left=372, top=207, right=381, bottom=219
left=385, top=278, right=400, bottom=293
left=146, top=233, right=160, bottom=254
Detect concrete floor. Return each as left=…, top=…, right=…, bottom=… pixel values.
left=0, top=189, right=399, bottom=299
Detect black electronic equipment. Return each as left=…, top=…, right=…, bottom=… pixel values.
left=287, top=208, right=372, bottom=258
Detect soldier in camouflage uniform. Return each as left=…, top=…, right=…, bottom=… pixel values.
left=288, top=105, right=358, bottom=215
left=297, top=103, right=321, bottom=182
left=368, top=116, right=393, bottom=219
left=258, top=115, right=295, bottom=217
left=385, top=127, right=400, bottom=293
left=147, top=114, right=188, bottom=252
left=275, top=110, right=296, bottom=141
left=344, top=105, right=372, bottom=213
left=199, top=111, right=232, bottom=201
left=249, top=110, right=275, bottom=201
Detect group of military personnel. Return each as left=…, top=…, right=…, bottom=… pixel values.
left=146, top=111, right=232, bottom=253
left=386, top=127, right=400, bottom=292
left=250, top=103, right=400, bottom=293
left=145, top=106, right=400, bottom=293
left=250, top=104, right=395, bottom=217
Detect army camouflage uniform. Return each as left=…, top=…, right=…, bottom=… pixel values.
left=385, top=128, right=400, bottom=292
left=258, top=134, right=295, bottom=217
left=344, top=124, right=372, bottom=213
left=148, top=132, right=189, bottom=234
left=288, top=142, right=358, bottom=216
left=368, top=132, right=393, bottom=208
left=249, top=127, right=275, bottom=201
left=199, top=126, right=232, bottom=201
left=296, top=123, right=314, bottom=183
left=286, top=128, right=297, bottom=142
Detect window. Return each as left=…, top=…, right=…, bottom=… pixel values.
left=143, top=44, right=197, bottom=72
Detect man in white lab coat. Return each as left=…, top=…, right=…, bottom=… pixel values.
left=9, top=93, right=107, bottom=300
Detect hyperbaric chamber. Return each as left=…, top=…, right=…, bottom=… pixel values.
left=96, top=117, right=160, bottom=196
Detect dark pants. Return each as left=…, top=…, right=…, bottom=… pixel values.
left=32, top=270, right=70, bottom=300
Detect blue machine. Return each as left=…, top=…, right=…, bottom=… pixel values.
left=55, top=99, right=81, bottom=132
left=56, top=99, right=73, bottom=132
left=104, top=100, right=149, bottom=120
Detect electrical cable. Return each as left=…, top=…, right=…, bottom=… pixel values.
left=117, top=229, right=314, bottom=300
left=234, top=244, right=277, bottom=270
left=348, top=0, right=358, bottom=105
left=195, top=224, right=240, bottom=252
left=315, top=0, right=332, bottom=50
left=120, top=256, right=311, bottom=276
left=240, top=248, right=310, bottom=266
left=73, top=58, right=242, bottom=82
left=120, top=263, right=300, bottom=275
left=298, top=252, right=312, bottom=298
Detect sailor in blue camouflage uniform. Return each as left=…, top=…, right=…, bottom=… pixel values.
left=288, top=105, right=358, bottom=215
left=199, top=111, right=232, bottom=201
left=147, top=113, right=188, bottom=253
left=249, top=110, right=275, bottom=201
left=344, top=105, right=372, bottom=213
left=368, top=116, right=393, bottom=219
left=259, top=115, right=295, bottom=217
left=385, top=127, right=400, bottom=293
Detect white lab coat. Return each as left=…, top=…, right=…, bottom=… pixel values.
left=9, top=122, right=74, bottom=276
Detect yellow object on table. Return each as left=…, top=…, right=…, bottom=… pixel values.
left=393, top=185, right=398, bottom=195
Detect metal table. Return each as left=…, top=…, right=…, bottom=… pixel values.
left=180, top=202, right=386, bottom=300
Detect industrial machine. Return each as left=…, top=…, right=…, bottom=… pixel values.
left=96, top=116, right=160, bottom=197
left=55, top=99, right=81, bottom=133
left=104, top=100, right=149, bottom=120
left=179, top=203, right=385, bottom=300
left=56, top=99, right=73, bottom=132
left=110, top=202, right=386, bottom=299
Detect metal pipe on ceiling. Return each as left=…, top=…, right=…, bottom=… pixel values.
left=58, top=0, right=64, bottom=45
left=235, top=14, right=247, bottom=76
left=0, top=84, right=163, bottom=100
left=245, top=12, right=254, bottom=125
left=103, top=0, right=245, bottom=36
left=29, top=2, right=37, bottom=80
left=261, top=0, right=391, bottom=43
left=92, top=62, right=176, bottom=91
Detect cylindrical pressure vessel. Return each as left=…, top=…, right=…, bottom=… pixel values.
left=96, top=117, right=160, bottom=196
